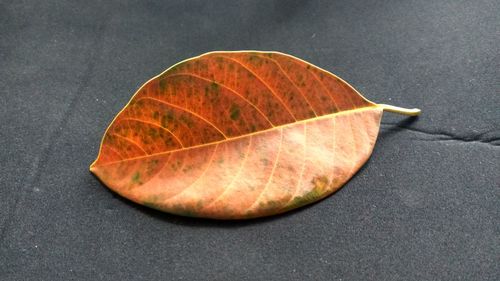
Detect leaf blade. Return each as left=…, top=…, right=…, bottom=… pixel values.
left=91, top=51, right=383, bottom=219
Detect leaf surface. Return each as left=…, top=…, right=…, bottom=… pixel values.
left=90, top=51, right=416, bottom=219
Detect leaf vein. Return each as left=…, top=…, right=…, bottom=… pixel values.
left=110, top=133, right=148, bottom=155
left=95, top=106, right=377, bottom=167
left=102, top=143, right=125, bottom=160
left=134, top=96, right=227, bottom=139
left=119, top=117, right=185, bottom=148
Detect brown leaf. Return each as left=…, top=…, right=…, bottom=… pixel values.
left=90, top=51, right=420, bottom=219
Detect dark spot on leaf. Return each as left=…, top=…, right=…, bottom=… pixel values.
left=161, top=115, right=168, bottom=128
left=164, top=137, right=174, bottom=146
left=182, top=165, right=193, bottom=173
left=149, top=128, right=158, bottom=138
left=312, top=175, right=329, bottom=190
left=259, top=200, right=279, bottom=211
left=180, top=115, right=194, bottom=128
left=171, top=204, right=198, bottom=217
left=161, top=111, right=174, bottom=127
left=170, top=160, right=181, bottom=171
left=197, top=200, right=205, bottom=210
left=143, top=200, right=163, bottom=211
left=211, top=81, right=219, bottom=91
left=146, top=159, right=159, bottom=175
left=230, top=104, right=241, bottom=120
left=260, top=158, right=269, bottom=166
left=159, top=79, right=167, bottom=91
left=104, top=134, right=112, bottom=143
left=131, top=172, right=142, bottom=184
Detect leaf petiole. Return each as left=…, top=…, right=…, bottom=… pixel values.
left=379, top=104, right=421, bottom=116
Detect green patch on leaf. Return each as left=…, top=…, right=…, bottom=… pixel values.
left=259, top=200, right=280, bottom=211
left=143, top=195, right=163, bottom=210
left=283, top=175, right=330, bottom=211
left=229, top=104, right=241, bottom=120
left=161, top=111, right=174, bottom=128
left=131, top=172, right=142, bottom=184
left=211, top=81, right=219, bottom=91
left=171, top=204, right=198, bottom=218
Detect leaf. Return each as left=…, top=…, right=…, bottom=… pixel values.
left=90, top=51, right=420, bottom=219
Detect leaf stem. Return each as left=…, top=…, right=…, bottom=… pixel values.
left=379, top=104, right=421, bottom=116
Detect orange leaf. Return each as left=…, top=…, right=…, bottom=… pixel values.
left=90, top=51, right=420, bottom=219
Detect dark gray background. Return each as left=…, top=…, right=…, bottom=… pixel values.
left=1, top=0, right=498, bottom=280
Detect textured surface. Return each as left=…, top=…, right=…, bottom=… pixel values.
left=1, top=0, right=498, bottom=280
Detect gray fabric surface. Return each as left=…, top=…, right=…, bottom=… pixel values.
left=1, top=0, right=498, bottom=280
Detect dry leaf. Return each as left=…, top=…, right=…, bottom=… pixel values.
left=90, top=51, right=420, bottom=219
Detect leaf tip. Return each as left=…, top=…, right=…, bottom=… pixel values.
left=89, top=162, right=97, bottom=174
